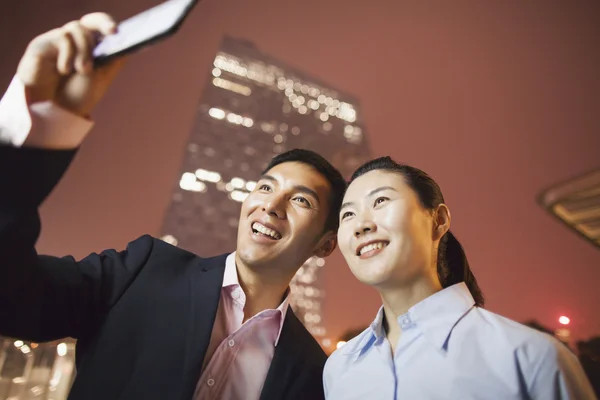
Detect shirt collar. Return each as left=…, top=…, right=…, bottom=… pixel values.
left=223, top=252, right=240, bottom=288
left=224, top=252, right=290, bottom=346
left=344, top=282, right=475, bottom=355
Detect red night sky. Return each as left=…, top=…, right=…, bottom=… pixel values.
left=1, top=0, right=599, bottom=343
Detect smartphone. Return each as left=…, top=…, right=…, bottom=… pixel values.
left=93, top=0, right=200, bottom=65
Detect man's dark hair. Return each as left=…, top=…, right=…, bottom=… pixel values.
left=262, top=149, right=346, bottom=233
left=350, top=156, right=485, bottom=307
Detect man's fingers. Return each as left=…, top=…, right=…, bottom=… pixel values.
left=55, top=33, right=75, bottom=75
left=79, top=12, right=117, bottom=36
left=62, top=21, right=93, bottom=74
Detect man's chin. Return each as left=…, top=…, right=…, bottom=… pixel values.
left=236, top=246, right=279, bottom=268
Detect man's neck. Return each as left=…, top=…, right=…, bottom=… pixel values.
left=234, top=254, right=293, bottom=322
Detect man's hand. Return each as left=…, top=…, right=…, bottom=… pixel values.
left=16, top=12, right=125, bottom=117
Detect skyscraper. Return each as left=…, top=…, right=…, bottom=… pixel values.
left=160, top=36, right=371, bottom=341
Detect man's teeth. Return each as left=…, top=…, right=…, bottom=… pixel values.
left=252, top=222, right=281, bottom=240
left=359, top=242, right=387, bottom=255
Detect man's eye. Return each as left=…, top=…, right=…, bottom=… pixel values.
left=293, top=197, right=311, bottom=207
left=259, top=184, right=272, bottom=191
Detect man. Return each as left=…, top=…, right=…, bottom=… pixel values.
left=0, top=13, right=346, bottom=400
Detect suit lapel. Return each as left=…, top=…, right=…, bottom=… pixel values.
left=259, top=309, right=304, bottom=400
left=180, top=253, right=228, bottom=400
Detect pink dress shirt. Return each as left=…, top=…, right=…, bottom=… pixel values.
left=0, top=78, right=290, bottom=400
left=195, top=253, right=288, bottom=400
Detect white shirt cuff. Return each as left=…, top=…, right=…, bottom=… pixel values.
left=0, top=76, right=94, bottom=149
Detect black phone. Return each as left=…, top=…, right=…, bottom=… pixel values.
left=93, top=0, right=200, bottom=65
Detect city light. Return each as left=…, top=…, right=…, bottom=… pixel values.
left=230, top=177, right=245, bottom=189
left=179, top=172, right=207, bottom=193
left=161, top=234, right=178, bottom=246
left=227, top=113, right=243, bottom=124
left=195, top=169, right=222, bottom=183
left=260, top=122, right=276, bottom=133
left=208, top=107, right=225, bottom=120
left=559, top=316, right=570, bottom=325
left=336, top=341, right=347, bottom=349
left=230, top=190, right=249, bottom=202
left=213, top=53, right=280, bottom=86
left=212, top=77, right=252, bottom=96
left=208, top=108, right=254, bottom=128
left=57, top=343, right=67, bottom=356
left=245, top=181, right=257, bottom=191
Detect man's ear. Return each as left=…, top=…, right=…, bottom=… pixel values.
left=314, top=231, right=337, bottom=258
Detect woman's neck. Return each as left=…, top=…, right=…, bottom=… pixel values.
left=380, top=274, right=442, bottom=353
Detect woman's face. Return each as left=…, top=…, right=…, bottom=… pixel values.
left=338, top=170, right=441, bottom=288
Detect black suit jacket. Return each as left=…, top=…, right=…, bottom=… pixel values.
left=0, top=145, right=326, bottom=400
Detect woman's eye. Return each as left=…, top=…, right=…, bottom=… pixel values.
left=259, top=184, right=272, bottom=191
left=374, top=197, right=388, bottom=206
left=341, top=211, right=354, bottom=220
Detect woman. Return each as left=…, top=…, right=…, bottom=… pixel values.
left=324, top=157, right=595, bottom=400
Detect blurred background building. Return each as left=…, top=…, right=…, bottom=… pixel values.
left=0, top=338, right=75, bottom=400
left=538, top=168, right=600, bottom=250
left=159, top=36, right=371, bottom=340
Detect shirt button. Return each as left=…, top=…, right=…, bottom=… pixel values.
left=207, top=378, right=215, bottom=387
left=228, top=339, right=235, bottom=347
left=232, top=289, right=240, bottom=299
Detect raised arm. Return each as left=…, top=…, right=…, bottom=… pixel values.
left=0, top=13, right=140, bottom=342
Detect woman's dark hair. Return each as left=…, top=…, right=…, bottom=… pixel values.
left=350, top=156, right=485, bottom=307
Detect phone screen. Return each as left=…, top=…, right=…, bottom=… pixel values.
left=93, top=0, right=196, bottom=60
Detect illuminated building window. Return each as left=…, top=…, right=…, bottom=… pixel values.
left=230, top=190, right=249, bottom=202
left=212, top=77, right=252, bottom=96
left=160, top=234, right=178, bottom=246
left=195, top=169, right=222, bottom=183
left=208, top=108, right=254, bottom=128
left=180, top=172, right=207, bottom=192
left=208, top=108, right=225, bottom=120
left=245, top=181, right=257, bottom=191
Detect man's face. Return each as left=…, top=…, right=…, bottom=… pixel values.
left=236, top=161, right=335, bottom=275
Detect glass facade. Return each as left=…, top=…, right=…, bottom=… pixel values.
left=160, top=36, right=371, bottom=341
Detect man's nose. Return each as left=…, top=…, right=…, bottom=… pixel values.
left=262, top=194, right=286, bottom=219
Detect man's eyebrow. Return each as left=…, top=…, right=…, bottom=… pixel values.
left=294, top=185, right=320, bottom=204
left=340, top=186, right=397, bottom=211
left=258, top=175, right=276, bottom=182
